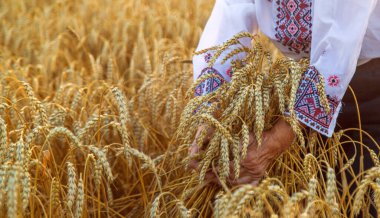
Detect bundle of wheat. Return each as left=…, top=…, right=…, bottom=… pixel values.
left=179, top=34, right=311, bottom=184
left=158, top=35, right=380, bottom=217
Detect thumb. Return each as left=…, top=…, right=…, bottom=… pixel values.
left=189, top=142, right=200, bottom=156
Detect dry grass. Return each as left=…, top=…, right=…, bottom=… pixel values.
left=0, top=0, right=379, bottom=217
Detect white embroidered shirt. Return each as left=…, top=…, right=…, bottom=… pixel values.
left=193, top=0, right=380, bottom=137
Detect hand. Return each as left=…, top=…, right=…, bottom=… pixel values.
left=188, top=125, right=214, bottom=171
left=188, top=118, right=295, bottom=186
left=229, top=118, right=295, bottom=186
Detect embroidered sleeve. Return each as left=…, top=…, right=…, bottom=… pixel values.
left=292, top=66, right=342, bottom=137
left=194, top=55, right=229, bottom=97
left=299, top=0, right=378, bottom=137
left=193, top=0, right=258, bottom=96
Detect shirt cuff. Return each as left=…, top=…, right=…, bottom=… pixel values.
left=193, top=47, right=241, bottom=96
left=292, top=66, right=342, bottom=137
left=194, top=63, right=229, bottom=97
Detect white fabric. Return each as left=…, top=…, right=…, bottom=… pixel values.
left=193, top=0, right=258, bottom=82
left=310, top=0, right=378, bottom=136
left=193, top=0, right=380, bottom=137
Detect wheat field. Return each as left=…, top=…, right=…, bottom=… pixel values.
left=0, top=0, right=379, bottom=217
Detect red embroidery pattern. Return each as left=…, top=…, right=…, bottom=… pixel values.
left=275, top=0, right=313, bottom=54
left=293, top=67, right=340, bottom=135
left=195, top=67, right=225, bottom=96
left=226, top=67, right=233, bottom=78
left=204, top=53, right=212, bottom=63
left=328, top=75, right=340, bottom=87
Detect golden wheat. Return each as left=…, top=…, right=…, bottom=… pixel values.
left=0, top=0, right=378, bottom=217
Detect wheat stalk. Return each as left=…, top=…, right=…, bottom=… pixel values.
left=74, top=175, right=84, bottom=218
left=67, top=162, right=77, bottom=210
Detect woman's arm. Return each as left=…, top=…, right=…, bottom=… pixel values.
left=230, top=0, right=379, bottom=185
left=291, top=0, right=378, bottom=137
left=190, top=0, right=296, bottom=186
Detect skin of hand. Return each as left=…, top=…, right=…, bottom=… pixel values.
left=188, top=118, right=295, bottom=186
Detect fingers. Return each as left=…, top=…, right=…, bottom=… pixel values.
left=201, top=165, right=262, bottom=187
left=227, top=162, right=263, bottom=186
left=188, top=140, right=200, bottom=170
left=250, top=180, right=259, bottom=187
left=189, top=141, right=200, bottom=156
left=205, top=171, right=220, bottom=184
left=195, top=126, right=215, bottom=147
left=229, top=176, right=251, bottom=186
left=189, top=126, right=270, bottom=188
left=188, top=125, right=216, bottom=171
left=229, top=175, right=261, bottom=186
left=188, top=159, right=199, bottom=170
left=190, top=125, right=214, bottom=155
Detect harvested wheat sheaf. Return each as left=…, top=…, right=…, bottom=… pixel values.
left=0, top=0, right=379, bottom=217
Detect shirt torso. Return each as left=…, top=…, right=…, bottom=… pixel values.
left=257, top=0, right=380, bottom=63
left=257, top=0, right=313, bottom=60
